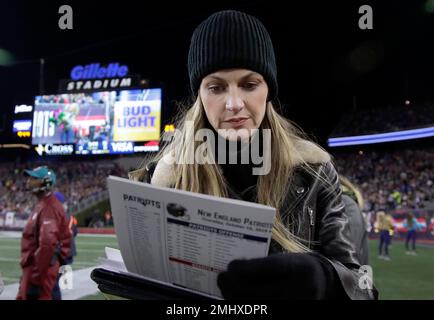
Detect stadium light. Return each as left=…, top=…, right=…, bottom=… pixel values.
left=328, top=126, right=434, bottom=147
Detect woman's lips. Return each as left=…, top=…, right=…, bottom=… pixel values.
left=224, top=118, right=249, bottom=128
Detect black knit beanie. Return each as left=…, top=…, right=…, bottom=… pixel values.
left=188, top=10, right=278, bottom=101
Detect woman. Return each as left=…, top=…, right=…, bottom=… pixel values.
left=403, top=212, right=422, bottom=255
left=375, top=211, right=394, bottom=261
left=130, top=10, right=377, bottom=300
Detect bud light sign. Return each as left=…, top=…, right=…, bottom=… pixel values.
left=113, top=89, right=161, bottom=142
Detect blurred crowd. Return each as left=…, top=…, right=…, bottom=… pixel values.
left=1, top=148, right=432, bottom=225
left=334, top=148, right=434, bottom=213
left=0, top=161, right=126, bottom=219
left=332, top=103, right=434, bottom=136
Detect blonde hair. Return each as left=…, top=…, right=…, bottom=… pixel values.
left=375, top=211, right=393, bottom=230
left=135, top=96, right=331, bottom=252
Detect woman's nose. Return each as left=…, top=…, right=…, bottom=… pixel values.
left=225, top=90, right=245, bottom=112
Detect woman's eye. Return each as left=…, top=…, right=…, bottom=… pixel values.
left=208, top=86, right=225, bottom=94
left=243, top=82, right=258, bottom=90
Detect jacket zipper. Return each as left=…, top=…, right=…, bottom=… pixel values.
left=307, top=206, right=314, bottom=248
left=308, top=206, right=314, bottom=226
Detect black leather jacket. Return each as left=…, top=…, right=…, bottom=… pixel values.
left=276, top=161, right=378, bottom=300
left=135, top=160, right=378, bottom=300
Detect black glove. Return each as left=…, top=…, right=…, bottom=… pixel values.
left=217, top=252, right=340, bottom=300
left=26, top=283, right=42, bottom=300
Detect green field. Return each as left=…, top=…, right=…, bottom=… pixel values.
left=368, top=240, right=434, bottom=299
left=1, top=234, right=433, bottom=300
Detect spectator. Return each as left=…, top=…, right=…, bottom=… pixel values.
left=375, top=211, right=394, bottom=261
left=104, top=210, right=113, bottom=226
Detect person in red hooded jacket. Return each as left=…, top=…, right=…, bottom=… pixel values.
left=16, top=166, right=71, bottom=300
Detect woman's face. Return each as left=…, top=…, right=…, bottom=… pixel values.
left=199, top=69, right=268, bottom=141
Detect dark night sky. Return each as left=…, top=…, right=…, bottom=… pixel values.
left=1, top=0, right=433, bottom=146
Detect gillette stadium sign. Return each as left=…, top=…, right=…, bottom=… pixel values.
left=59, top=62, right=139, bottom=92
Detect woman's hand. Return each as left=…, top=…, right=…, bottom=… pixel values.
left=217, top=252, right=340, bottom=300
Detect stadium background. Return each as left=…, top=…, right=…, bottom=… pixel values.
left=0, top=1, right=433, bottom=299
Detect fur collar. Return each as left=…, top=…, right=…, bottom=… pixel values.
left=149, top=138, right=330, bottom=187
